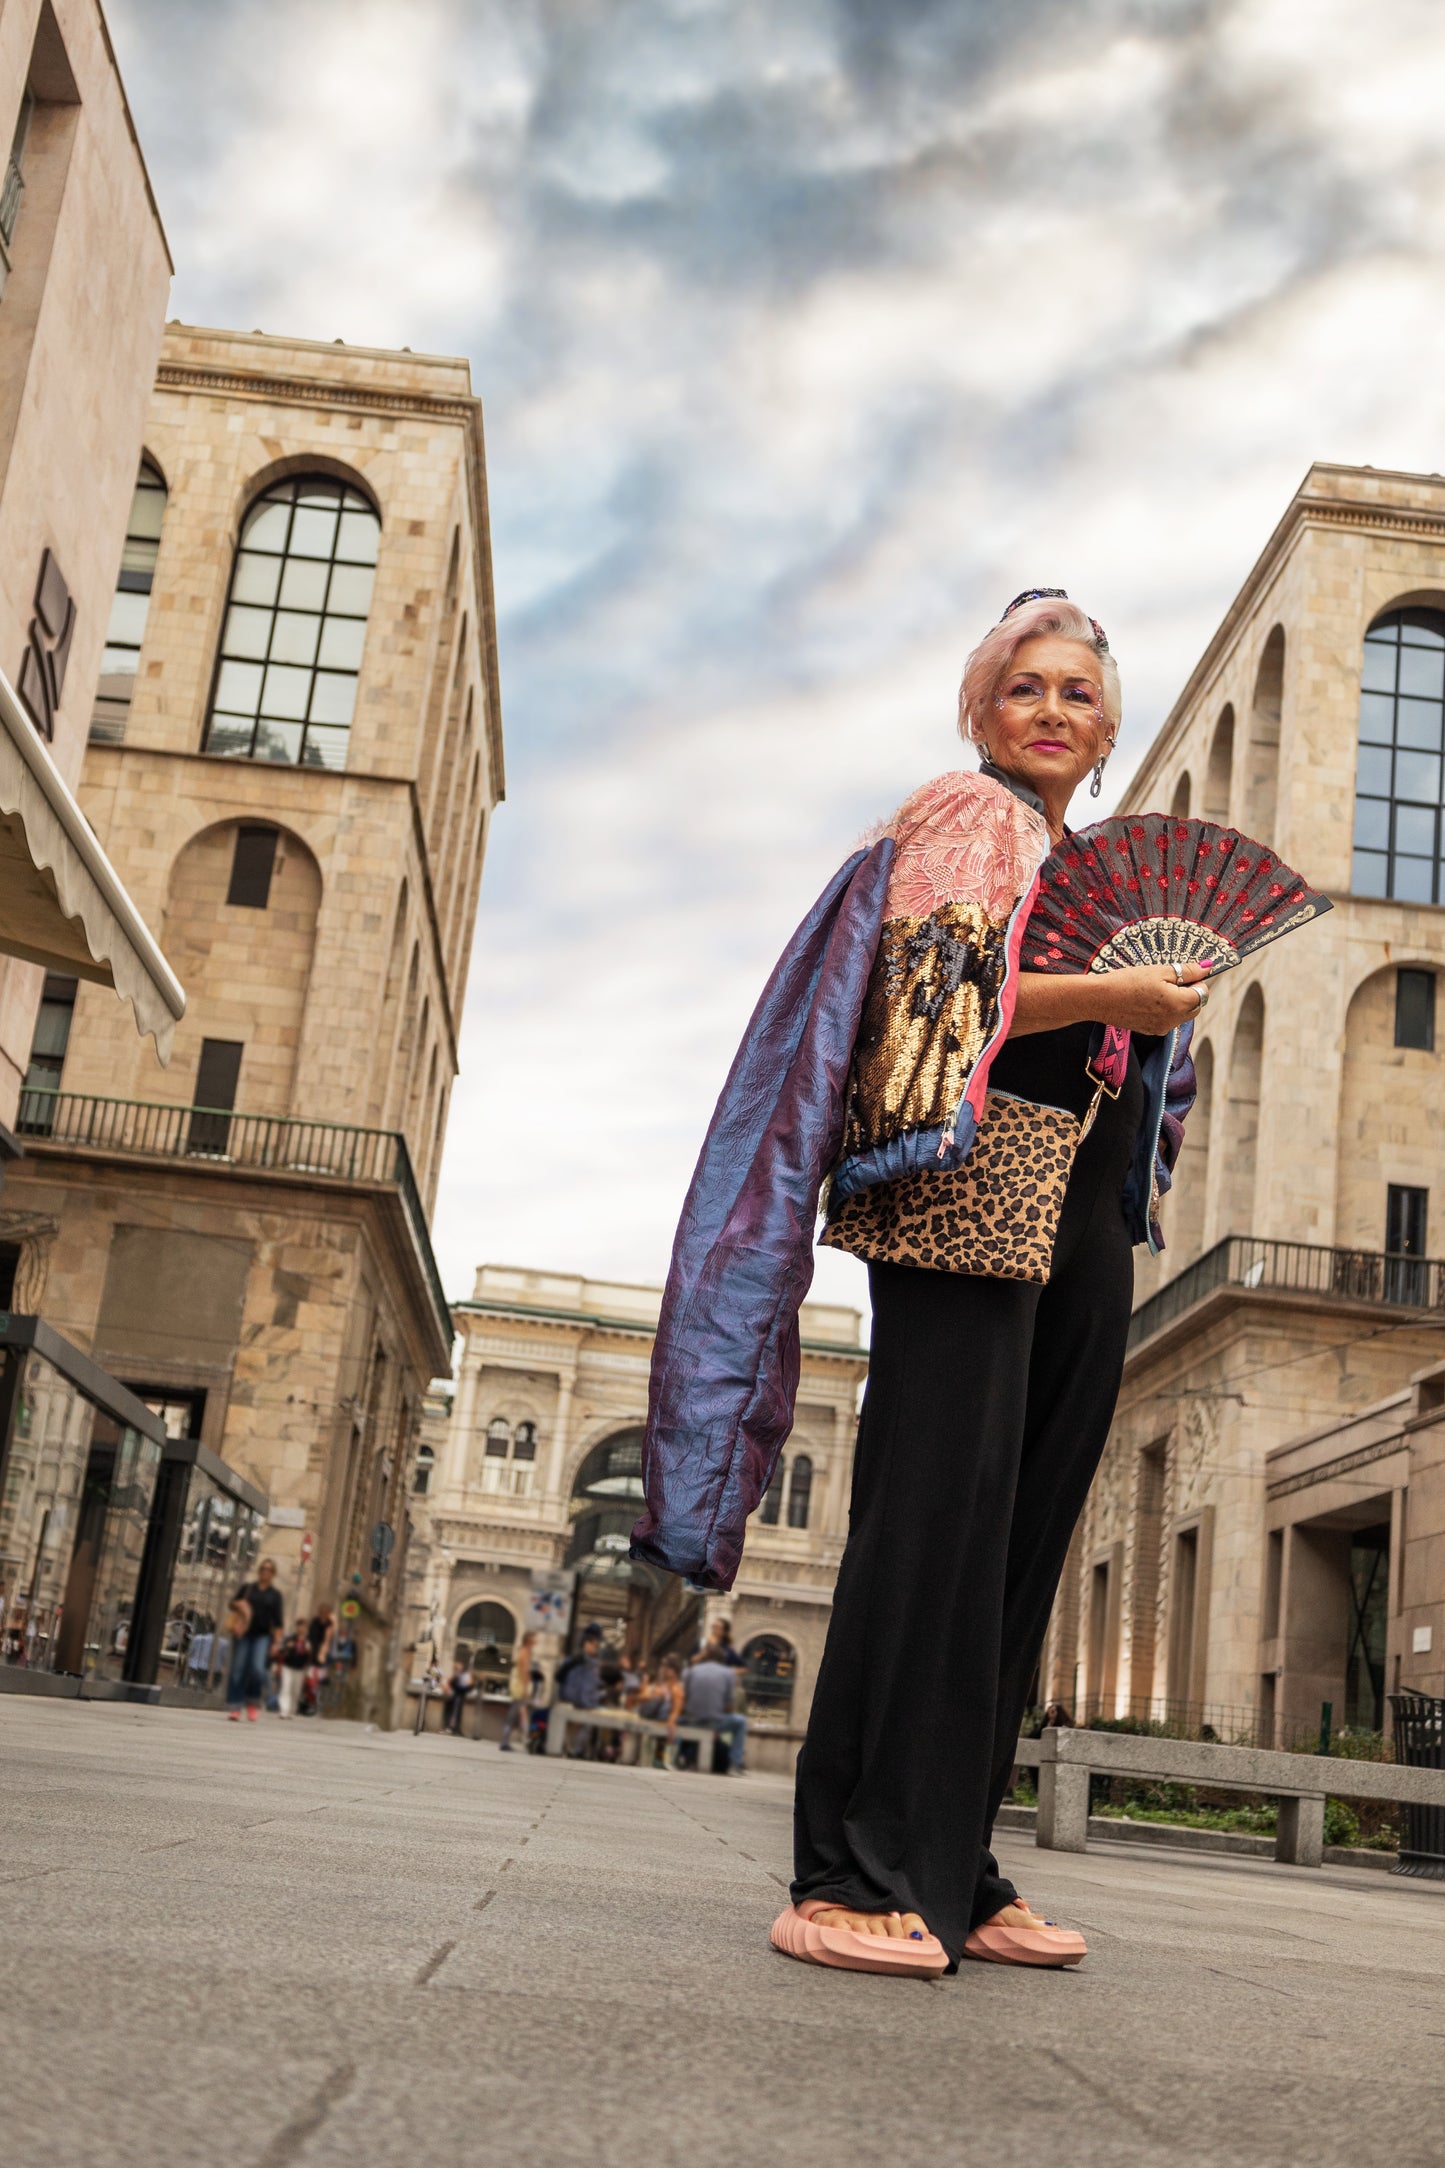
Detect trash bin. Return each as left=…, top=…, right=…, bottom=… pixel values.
left=1389, top=1691, right=1445, bottom=1879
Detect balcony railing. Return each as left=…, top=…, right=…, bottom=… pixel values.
left=16, top=1088, right=451, bottom=1347
left=1128, top=1232, right=1445, bottom=1352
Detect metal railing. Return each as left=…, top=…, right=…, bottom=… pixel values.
left=1128, top=1233, right=1445, bottom=1351
left=16, top=1088, right=451, bottom=1344
left=0, top=154, right=23, bottom=249
left=1071, top=1693, right=1390, bottom=1758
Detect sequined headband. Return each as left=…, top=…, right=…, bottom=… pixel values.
left=999, top=587, right=1109, bottom=654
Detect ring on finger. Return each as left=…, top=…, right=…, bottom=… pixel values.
left=1194, top=986, right=1208, bottom=1009
left=1171, top=961, right=1185, bottom=985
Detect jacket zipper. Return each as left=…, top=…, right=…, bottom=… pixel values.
left=938, top=870, right=1041, bottom=1157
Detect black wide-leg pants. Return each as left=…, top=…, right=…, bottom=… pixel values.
left=792, top=1069, right=1140, bottom=1968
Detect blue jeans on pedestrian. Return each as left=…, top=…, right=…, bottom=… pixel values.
left=710, top=1713, right=748, bottom=1772
left=227, top=1635, right=271, bottom=1709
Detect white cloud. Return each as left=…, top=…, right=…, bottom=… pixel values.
left=105, top=0, right=1445, bottom=1323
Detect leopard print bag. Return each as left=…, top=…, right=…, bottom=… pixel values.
left=820, top=1090, right=1085, bottom=1282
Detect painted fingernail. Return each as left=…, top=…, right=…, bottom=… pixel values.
left=909, top=1930, right=924, bottom=1940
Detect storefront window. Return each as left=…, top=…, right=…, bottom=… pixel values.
left=0, top=1344, right=160, bottom=1680
left=155, top=1468, right=264, bottom=1695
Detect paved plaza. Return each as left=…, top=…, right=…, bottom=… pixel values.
left=2, top=1698, right=1444, bottom=2167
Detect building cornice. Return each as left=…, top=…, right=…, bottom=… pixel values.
left=155, top=359, right=478, bottom=426
left=1128, top=468, right=1445, bottom=806
left=453, top=1296, right=868, bottom=1363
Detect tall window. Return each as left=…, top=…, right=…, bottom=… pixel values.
left=1395, top=968, right=1436, bottom=1051
left=412, top=1443, right=435, bottom=1495
left=17, top=973, right=76, bottom=1133
left=786, top=1454, right=812, bottom=1529
left=1353, top=608, right=1445, bottom=903
left=91, top=460, right=167, bottom=743
left=0, top=91, right=33, bottom=295
left=204, top=475, right=378, bottom=770
left=1385, top=1183, right=1429, bottom=1304
left=187, top=1039, right=243, bottom=1157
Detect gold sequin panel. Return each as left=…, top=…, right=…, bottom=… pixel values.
left=840, top=900, right=1010, bottom=1158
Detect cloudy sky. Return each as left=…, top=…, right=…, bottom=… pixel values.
left=108, top=0, right=1445, bottom=1322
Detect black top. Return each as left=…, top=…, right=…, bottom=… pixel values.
left=235, top=1581, right=284, bottom=1642
left=987, top=1014, right=1102, bottom=1121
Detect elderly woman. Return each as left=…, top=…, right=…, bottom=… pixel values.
left=633, top=591, right=1202, bottom=1976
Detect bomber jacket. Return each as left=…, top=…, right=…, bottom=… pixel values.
left=631, top=769, right=1197, bottom=1593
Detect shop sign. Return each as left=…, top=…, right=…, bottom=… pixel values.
left=17, top=549, right=75, bottom=741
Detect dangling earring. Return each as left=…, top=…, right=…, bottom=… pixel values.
left=1089, top=759, right=1105, bottom=799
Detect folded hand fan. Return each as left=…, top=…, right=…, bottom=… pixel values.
left=1024, top=817, right=1331, bottom=974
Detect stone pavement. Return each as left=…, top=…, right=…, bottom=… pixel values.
left=3, top=1699, right=1444, bottom=2168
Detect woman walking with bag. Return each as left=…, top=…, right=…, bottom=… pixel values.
left=634, top=592, right=1206, bottom=1976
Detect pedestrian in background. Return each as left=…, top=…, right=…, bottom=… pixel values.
left=442, top=1657, right=474, bottom=1736
left=277, top=1619, right=312, bottom=1719
left=682, top=1646, right=748, bottom=1774
left=499, top=1630, right=538, bottom=1753
left=554, top=1623, right=604, bottom=1758
left=636, top=1656, right=682, bottom=1770
left=225, top=1556, right=284, bottom=1723
left=702, top=1618, right=746, bottom=1670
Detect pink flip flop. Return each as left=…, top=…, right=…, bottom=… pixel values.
left=770, top=1899, right=949, bottom=1978
left=963, top=1902, right=1086, bottom=1968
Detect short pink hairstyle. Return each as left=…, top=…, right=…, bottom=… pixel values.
left=958, top=595, right=1121, bottom=752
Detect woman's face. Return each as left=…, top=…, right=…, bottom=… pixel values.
left=982, top=634, right=1110, bottom=803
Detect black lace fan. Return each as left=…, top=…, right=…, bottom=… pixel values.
left=1024, top=816, right=1331, bottom=974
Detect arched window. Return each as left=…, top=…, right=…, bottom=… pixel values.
left=1204, top=704, right=1234, bottom=823
left=759, top=1458, right=783, bottom=1526
left=1221, top=986, right=1264, bottom=1237
left=566, top=1429, right=644, bottom=1562
left=1353, top=607, right=1445, bottom=903
left=412, top=1442, right=434, bottom=1494
left=1169, top=1038, right=1212, bottom=1264
left=741, top=1634, right=796, bottom=1722
left=1169, top=772, right=1191, bottom=820
left=204, top=474, right=378, bottom=770
left=92, top=458, right=167, bottom=744
left=1246, top=626, right=1284, bottom=844
left=786, top=1454, right=812, bottom=1529
left=479, top=1414, right=538, bottom=1498
left=453, top=1599, right=515, bottom=1687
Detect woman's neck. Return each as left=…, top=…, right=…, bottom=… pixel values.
left=980, top=757, right=1068, bottom=840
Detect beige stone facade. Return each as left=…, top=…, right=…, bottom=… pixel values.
left=2, top=326, right=502, bottom=1719
left=1042, top=461, right=1445, bottom=1741
left=408, top=1266, right=867, bottom=1763
left=0, top=0, right=173, bottom=1120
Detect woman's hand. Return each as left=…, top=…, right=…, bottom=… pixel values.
left=1092, top=961, right=1211, bottom=1033
left=1010, top=961, right=1211, bottom=1037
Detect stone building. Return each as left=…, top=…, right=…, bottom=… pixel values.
left=2, top=323, right=503, bottom=1720
left=0, top=0, right=180, bottom=1131
left=409, top=1265, right=867, bottom=1763
left=1041, top=461, right=1445, bottom=1742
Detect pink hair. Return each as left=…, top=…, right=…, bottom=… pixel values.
left=957, top=596, right=1121, bottom=751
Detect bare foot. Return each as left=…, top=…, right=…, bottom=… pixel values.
left=810, top=1906, right=931, bottom=1940
left=988, top=1900, right=1054, bottom=1931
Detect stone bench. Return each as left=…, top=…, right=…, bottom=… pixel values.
left=544, top=1702, right=724, bottom=1768
left=1011, top=1728, right=1445, bottom=1867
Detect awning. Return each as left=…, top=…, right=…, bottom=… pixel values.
left=0, top=666, right=184, bottom=1060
